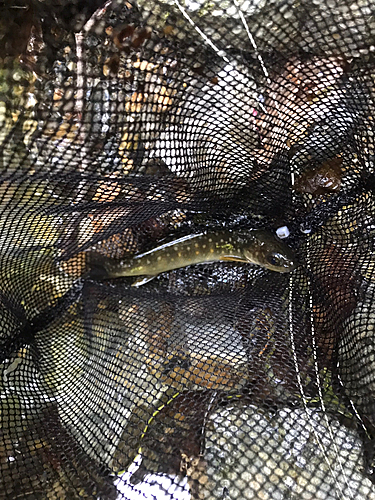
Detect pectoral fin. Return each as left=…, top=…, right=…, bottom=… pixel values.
left=220, top=255, right=248, bottom=263
left=131, top=275, right=157, bottom=287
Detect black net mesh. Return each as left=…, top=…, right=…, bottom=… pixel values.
left=2, top=0, right=375, bottom=498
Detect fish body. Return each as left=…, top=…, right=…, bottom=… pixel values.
left=90, top=230, right=296, bottom=285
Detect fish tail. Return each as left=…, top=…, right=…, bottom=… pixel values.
left=87, top=252, right=135, bottom=279
left=86, top=252, right=113, bottom=279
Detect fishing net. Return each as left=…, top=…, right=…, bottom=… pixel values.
left=2, top=0, right=375, bottom=498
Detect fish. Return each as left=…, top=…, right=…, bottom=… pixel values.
left=88, top=230, right=296, bottom=286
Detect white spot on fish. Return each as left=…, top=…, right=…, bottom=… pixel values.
left=157, top=256, right=162, bottom=261
left=194, top=243, right=199, bottom=248
left=187, top=246, right=191, bottom=251
left=147, top=260, right=151, bottom=265
left=208, top=238, right=212, bottom=243
left=195, top=250, right=200, bottom=255
left=202, top=244, right=206, bottom=249
left=220, top=239, right=224, bottom=243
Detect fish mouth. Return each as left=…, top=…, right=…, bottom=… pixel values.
left=288, top=256, right=299, bottom=269
left=287, top=263, right=297, bottom=272
left=283, top=259, right=297, bottom=272
left=269, top=257, right=297, bottom=273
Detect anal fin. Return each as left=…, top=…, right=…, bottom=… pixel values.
left=131, top=275, right=157, bottom=287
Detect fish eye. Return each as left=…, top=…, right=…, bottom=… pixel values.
left=267, top=252, right=284, bottom=267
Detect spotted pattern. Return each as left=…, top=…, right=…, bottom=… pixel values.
left=104, top=229, right=296, bottom=279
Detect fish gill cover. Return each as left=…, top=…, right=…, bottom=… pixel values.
left=1, top=0, right=375, bottom=499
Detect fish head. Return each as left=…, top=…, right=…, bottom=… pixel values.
left=243, top=231, right=297, bottom=273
